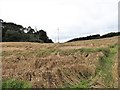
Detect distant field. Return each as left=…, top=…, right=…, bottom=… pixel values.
left=1, top=36, right=119, bottom=88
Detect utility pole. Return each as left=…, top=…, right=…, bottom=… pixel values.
left=55, top=37, right=56, bottom=43
left=0, top=19, right=3, bottom=42
left=35, top=26, right=39, bottom=41
left=35, top=26, right=37, bottom=32
left=57, top=28, right=59, bottom=43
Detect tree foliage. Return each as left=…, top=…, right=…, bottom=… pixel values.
left=2, top=20, right=53, bottom=43
left=67, top=32, right=120, bottom=42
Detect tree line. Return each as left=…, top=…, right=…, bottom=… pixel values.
left=1, top=19, right=53, bottom=43
left=1, top=19, right=119, bottom=43
left=67, top=32, right=120, bottom=42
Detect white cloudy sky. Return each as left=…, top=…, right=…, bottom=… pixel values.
left=0, top=0, right=119, bottom=42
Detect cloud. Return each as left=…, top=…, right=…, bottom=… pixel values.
left=1, top=0, right=119, bottom=42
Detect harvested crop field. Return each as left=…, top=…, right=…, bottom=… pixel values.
left=1, top=36, right=119, bottom=88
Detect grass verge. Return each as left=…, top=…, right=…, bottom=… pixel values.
left=95, top=44, right=117, bottom=87
left=2, top=79, right=31, bottom=89
left=64, top=44, right=117, bottom=88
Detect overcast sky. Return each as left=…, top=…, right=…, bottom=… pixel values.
left=0, top=0, right=119, bottom=42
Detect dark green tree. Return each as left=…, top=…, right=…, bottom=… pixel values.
left=1, top=20, right=53, bottom=43
left=4, top=30, right=23, bottom=42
